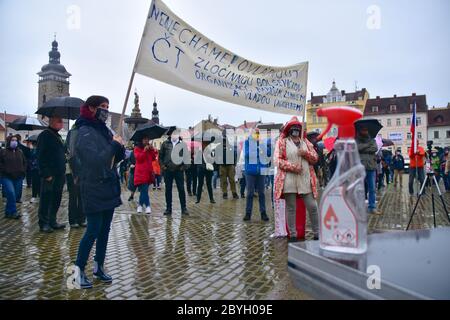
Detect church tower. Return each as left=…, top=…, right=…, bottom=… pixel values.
left=37, top=36, right=71, bottom=129
left=151, top=98, right=160, bottom=124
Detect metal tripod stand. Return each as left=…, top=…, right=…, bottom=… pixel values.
left=406, top=172, right=450, bottom=230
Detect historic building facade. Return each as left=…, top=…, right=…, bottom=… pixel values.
left=364, top=93, right=428, bottom=157
left=427, top=104, right=450, bottom=149
left=306, top=81, right=369, bottom=136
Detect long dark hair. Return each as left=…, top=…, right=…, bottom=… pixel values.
left=136, top=135, right=150, bottom=148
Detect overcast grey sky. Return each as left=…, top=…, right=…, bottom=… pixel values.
left=1, top=0, right=449, bottom=128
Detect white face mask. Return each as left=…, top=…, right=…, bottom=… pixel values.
left=291, top=130, right=300, bottom=137
left=171, top=135, right=179, bottom=143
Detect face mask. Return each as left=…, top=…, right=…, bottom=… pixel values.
left=291, top=130, right=300, bottom=137
left=10, top=141, right=18, bottom=149
left=171, top=135, right=179, bottom=143
left=95, top=108, right=109, bottom=123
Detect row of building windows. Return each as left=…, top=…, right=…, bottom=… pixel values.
left=377, top=117, right=421, bottom=127
left=433, top=130, right=450, bottom=139
left=371, top=104, right=416, bottom=113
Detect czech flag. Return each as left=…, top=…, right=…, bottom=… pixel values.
left=410, top=101, right=417, bottom=153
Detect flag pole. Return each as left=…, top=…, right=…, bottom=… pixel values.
left=301, top=64, right=309, bottom=142
left=117, top=2, right=153, bottom=137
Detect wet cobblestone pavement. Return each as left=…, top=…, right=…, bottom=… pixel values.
left=1, top=174, right=449, bottom=300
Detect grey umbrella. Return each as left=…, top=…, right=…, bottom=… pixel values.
left=8, top=116, right=48, bottom=131
left=36, top=96, right=84, bottom=120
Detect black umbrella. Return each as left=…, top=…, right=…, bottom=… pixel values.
left=24, top=134, right=39, bottom=142
left=165, top=126, right=177, bottom=136
left=354, top=119, right=383, bottom=139
left=36, top=96, right=84, bottom=120
left=8, top=116, right=48, bottom=131
left=130, top=123, right=169, bottom=142
left=382, top=138, right=394, bottom=147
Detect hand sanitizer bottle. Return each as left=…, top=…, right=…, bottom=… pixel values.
left=316, top=106, right=367, bottom=254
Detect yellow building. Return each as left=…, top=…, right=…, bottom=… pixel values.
left=306, top=81, right=369, bottom=137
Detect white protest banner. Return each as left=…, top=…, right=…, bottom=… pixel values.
left=134, top=0, right=308, bottom=116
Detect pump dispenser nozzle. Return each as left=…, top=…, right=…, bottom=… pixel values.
left=316, top=106, right=363, bottom=141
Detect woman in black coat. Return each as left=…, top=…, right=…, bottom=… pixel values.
left=71, top=95, right=125, bottom=289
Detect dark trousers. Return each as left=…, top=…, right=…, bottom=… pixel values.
left=38, top=174, right=65, bottom=228
left=245, top=174, right=266, bottom=216
left=383, top=167, right=391, bottom=185
left=164, top=170, right=187, bottom=211
left=26, top=167, right=32, bottom=188
left=239, top=176, right=246, bottom=197
left=75, top=209, right=114, bottom=271
left=196, top=167, right=214, bottom=202
left=31, top=170, right=40, bottom=198
left=66, top=174, right=85, bottom=225
left=186, top=165, right=198, bottom=195
left=409, top=167, right=425, bottom=195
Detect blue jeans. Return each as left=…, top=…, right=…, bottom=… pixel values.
left=76, top=209, right=114, bottom=272
left=245, top=174, right=266, bottom=215
left=138, top=183, right=150, bottom=207
left=365, top=170, right=376, bottom=211
left=153, top=175, right=162, bottom=188
left=212, top=171, right=219, bottom=189
left=1, top=177, right=23, bottom=215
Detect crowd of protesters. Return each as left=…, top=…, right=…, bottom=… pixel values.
left=1, top=96, right=450, bottom=289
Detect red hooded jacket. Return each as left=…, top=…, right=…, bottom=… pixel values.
left=133, top=146, right=157, bottom=186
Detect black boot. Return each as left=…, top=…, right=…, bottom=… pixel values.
left=79, top=270, right=93, bottom=289
left=210, top=198, right=216, bottom=204
left=93, top=262, right=113, bottom=283
left=261, top=212, right=269, bottom=222
left=51, top=223, right=66, bottom=230
left=232, top=193, right=239, bottom=199
left=223, top=193, right=228, bottom=199
left=243, top=214, right=251, bottom=221
left=40, top=225, right=54, bottom=233
left=163, top=209, right=172, bottom=216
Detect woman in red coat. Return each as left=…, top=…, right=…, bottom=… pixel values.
left=134, top=136, right=157, bottom=214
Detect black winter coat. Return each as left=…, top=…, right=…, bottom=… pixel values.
left=74, top=117, right=125, bottom=214
left=159, top=138, right=189, bottom=172
left=37, top=128, right=66, bottom=178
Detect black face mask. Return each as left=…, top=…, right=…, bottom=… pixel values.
left=95, top=108, right=109, bottom=123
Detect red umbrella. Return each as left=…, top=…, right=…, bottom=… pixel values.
left=323, top=137, right=337, bottom=151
